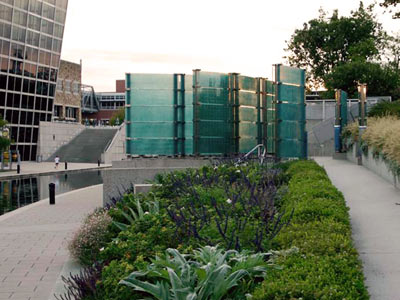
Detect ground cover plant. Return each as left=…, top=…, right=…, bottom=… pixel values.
left=61, top=160, right=368, bottom=300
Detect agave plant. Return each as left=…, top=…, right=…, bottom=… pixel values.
left=113, top=194, right=160, bottom=231
left=120, top=246, right=270, bottom=300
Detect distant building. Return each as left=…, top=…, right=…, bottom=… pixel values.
left=82, top=80, right=125, bottom=125
left=0, top=0, right=69, bottom=160
left=54, top=59, right=81, bottom=123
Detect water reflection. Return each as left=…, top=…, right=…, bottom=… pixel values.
left=0, top=170, right=103, bottom=216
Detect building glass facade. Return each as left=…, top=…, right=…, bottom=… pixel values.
left=0, top=0, right=68, bottom=160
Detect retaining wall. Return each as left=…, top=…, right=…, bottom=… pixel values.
left=38, top=122, right=85, bottom=161
left=101, top=123, right=126, bottom=164
left=347, top=144, right=399, bottom=190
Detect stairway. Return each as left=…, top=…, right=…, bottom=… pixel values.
left=47, top=128, right=118, bottom=163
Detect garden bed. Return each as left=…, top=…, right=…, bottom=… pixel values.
left=58, top=160, right=368, bottom=300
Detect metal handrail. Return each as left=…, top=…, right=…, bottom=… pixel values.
left=237, top=144, right=267, bottom=164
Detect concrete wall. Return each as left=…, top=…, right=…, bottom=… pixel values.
left=102, top=124, right=126, bottom=164
left=103, top=158, right=211, bottom=205
left=347, top=144, right=399, bottom=190
left=38, top=122, right=85, bottom=161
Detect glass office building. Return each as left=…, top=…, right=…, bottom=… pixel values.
left=0, top=0, right=68, bottom=160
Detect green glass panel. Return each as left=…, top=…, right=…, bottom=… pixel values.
left=128, top=139, right=175, bottom=155
left=196, top=89, right=230, bottom=105
left=239, top=107, right=257, bottom=122
left=196, top=72, right=229, bottom=88
left=239, top=122, right=258, bottom=137
left=129, top=90, right=175, bottom=106
left=239, top=138, right=258, bottom=153
left=278, top=140, right=307, bottom=159
left=238, top=91, right=258, bottom=107
left=266, top=109, right=275, bottom=121
left=278, top=121, right=305, bottom=140
left=184, top=75, right=193, bottom=91
left=277, top=103, right=305, bottom=121
left=197, top=121, right=232, bottom=138
left=266, top=80, right=275, bottom=95
left=130, top=106, right=174, bottom=122
left=197, top=137, right=233, bottom=155
left=197, top=104, right=232, bottom=121
left=238, top=76, right=257, bottom=91
left=278, top=84, right=304, bottom=104
left=130, top=123, right=175, bottom=138
left=276, top=65, right=305, bottom=86
left=129, top=74, right=175, bottom=90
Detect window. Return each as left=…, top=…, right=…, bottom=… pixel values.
left=72, top=81, right=79, bottom=94
left=28, top=15, right=41, bottom=31
left=42, top=3, right=55, bottom=20
left=42, top=19, right=54, bottom=35
left=11, top=26, right=26, bottom=43
left=29, top=0, right=42, bottom=16
left=56, top=78, right=62, bottom=91
left=13, top=10, right=27, bottom=27
left=64, top=79, right=71, bottom=93
left=26, top=30, right=39, bottom=47
left=0, top=4, right=12, bottom=22
left=0, top=22, right=12, bottom=39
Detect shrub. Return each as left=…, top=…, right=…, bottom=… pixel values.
left=68, top=209, right=113, bottom=266
left=253, top=160, right=369, bottom=299
left=368, top=100, right=400, bottom=118
left=120, top=246, right=271, bottom=300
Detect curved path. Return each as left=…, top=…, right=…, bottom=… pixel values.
left=0, top=184, right=102, bottom=300
left=315, top=157, right=400, bottom=300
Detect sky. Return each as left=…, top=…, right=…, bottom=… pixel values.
left=61, top=0, right=399, bottom=92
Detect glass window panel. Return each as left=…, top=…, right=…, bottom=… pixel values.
left=26, top=112, right=33, bottom=125
left=39, top=112, right=46, bottom=121
left=11, top=26, right=26, bottom=43
left=55, top=9, right=65, bottom=24
left=22, top=78, right=29, bottom=92
left=11, top=109, right=19, bottom=124
left=15, top=0, right=29, bottom=10
left=20, top=110, right=26, bottom=123
left=29, top=0, right=42, bottom=15
left=33, top=112, right=40, bottom=125
left=41, top=19, right=53, bottom=35
left=49, top=83, right=55, bottom=97
left=0, top=92, right=5, bottom=106
left=26, top=30, right=39, bottom=47
left=21, top=94, right=28, bottom=108
left=0, top=74, right=6, bottom=89
left=50, top=68, right=57, bottom=82
left=25, top=46, right=38, bottom=63
left=1, top=40, right=10, bottom=56
left=56, top=0, right=68, bottom=10
left=28, top=79, right=35, bottom=93
left=40, top=35, right=52, bottom=51
left=38, top=50, right=50, bottom=65
left=52, top=38, right=61, bottom=53
left=18, top=126, right=25, bottom=142
left=47, top=98, right=53, bottom=111
left=13, top=10, right=27, bottom=27
left=28, top=15, right=41, bottom=31
left=0, top=4, right=13, bottom=22
left=5, top=109, right=11, bottom=123
left=50, top=53, right=59, bottom=67
left=42, top=3, right=55, bottom=20
left=10, top=59, right=23, bottom=75
left=27, top=95, right=34, bottom=109
left=53, top=24, right=63, bottom=38
left=0, top=22, right=12, bottom=39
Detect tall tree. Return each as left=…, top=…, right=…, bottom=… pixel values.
left=285, top=2, right=386, bottom=88
left=380, top=0, right=400, bottom=18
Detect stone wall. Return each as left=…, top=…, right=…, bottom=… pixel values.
left=38, top=121, right=85, bottom=161
left=55, top=60, right=82, bottom=123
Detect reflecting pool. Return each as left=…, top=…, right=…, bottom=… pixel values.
left=0, top=170, right=103, bottom=216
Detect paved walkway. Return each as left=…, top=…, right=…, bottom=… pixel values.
left=0, top=162, right=111, bottom=179
left=315, top=157, right=400, bottom=300
left=0, top=184, right=102, bottom=300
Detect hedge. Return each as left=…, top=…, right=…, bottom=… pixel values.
left=253, top=160, right=369, bottom=300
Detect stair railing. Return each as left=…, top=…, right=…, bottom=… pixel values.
left=237, top=144, right=267, bottom=165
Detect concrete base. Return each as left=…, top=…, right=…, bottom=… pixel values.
left=347, top=145, right=399, bottom=190
left=332, top=152, right=347, bottom=160
left=134, top=184, right=159, bottom=194
left=103, top=158, right=211, bottom=205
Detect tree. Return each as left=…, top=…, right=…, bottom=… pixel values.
left=110, top=108, right=125, bottom=126
left=0, top=118, right=10, bottom=153
left=380, top=0, right=400, bottom=18
left=285, top=2, right=386, bottom=88
left=324, top=61, right=400, bottom=98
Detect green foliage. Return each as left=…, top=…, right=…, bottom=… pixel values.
left=380, top=0, right=400, bottom=18
left=285, top=3, right=384, bottom=88
left=253, top=160, right=369, bottom=300
left=120, top=246, right=270, bottom=300
left=0, top=118, right=10, bottom=152
left=368, top=100, right=400, bottom=117
left=110, top=108, right=125, bottom=126
left=324, top=61, right=400, bottom=98
left=112, top=194, right=160, bottom=231
left=68, top=209, right=113, bottom=266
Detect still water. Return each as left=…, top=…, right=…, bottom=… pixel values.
left=0, top=170, right=103, bottom=216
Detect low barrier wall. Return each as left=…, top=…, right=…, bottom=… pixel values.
left=347, top=145, right=399, bottom=190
